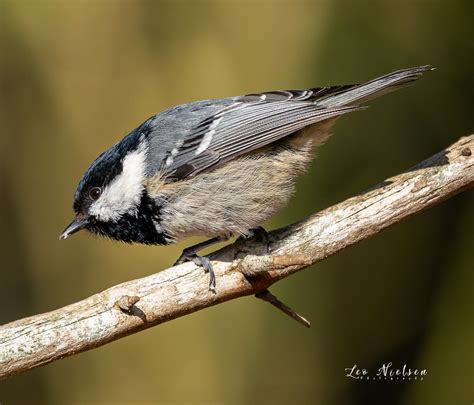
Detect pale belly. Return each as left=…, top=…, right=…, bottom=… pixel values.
left=146, top=120, right=335, bottom=242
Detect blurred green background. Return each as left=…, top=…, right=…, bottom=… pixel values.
left=1, top=0, right=473, bottom=404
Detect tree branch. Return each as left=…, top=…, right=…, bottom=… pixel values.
left=1, top=135, right=473, bottom=380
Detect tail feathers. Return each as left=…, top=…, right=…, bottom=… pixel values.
left=316, top=65, right=433, bottom=108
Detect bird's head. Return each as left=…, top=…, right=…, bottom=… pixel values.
left=60, top=131, right=166, bottom=245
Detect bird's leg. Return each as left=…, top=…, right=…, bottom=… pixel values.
left=174, top=236, right=226, bottom=265
left=174, top=234, right=231, bottom=292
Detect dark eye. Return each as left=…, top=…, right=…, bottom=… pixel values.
left=89, top=187, right=102, bottom=200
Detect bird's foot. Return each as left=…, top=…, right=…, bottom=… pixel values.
left=174, top=250, right=216, bottom=293
left=174, top=236, right=230, bottom=293
left=238, top=226, right=270, bottom=252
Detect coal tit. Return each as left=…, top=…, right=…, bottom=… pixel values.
left=60, top=66, right=432, bottom=291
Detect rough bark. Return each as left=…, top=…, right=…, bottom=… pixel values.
left=1, top=135, right=473, bottom=380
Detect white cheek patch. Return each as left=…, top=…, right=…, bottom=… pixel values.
left=89, top=142, right=148, bottom=221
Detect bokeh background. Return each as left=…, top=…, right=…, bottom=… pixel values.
left=1, top=0, right=473, bottom=404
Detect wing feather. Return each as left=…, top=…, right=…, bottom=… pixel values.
left=159, top=66, right=431, bottom=181
left=164, top=102, right=361, bottom=180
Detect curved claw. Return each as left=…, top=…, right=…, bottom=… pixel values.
left=173, top=251, right=216, bottom=293
left=192, top=255, right=216, bottom=293
left=173, top=236, right=230, bottom=292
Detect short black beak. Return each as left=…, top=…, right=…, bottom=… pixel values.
left=59, top=215, right=89, bottom=240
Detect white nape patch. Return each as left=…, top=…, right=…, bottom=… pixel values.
left=152, top=219, right=163, bottom=234
left=89, top=141, right=148, bottom=221
left=195, top=117, right=222, bottom=155
left=166, top=155, right=174, bottom=166
left=260, top=94, right=266, bottom=101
